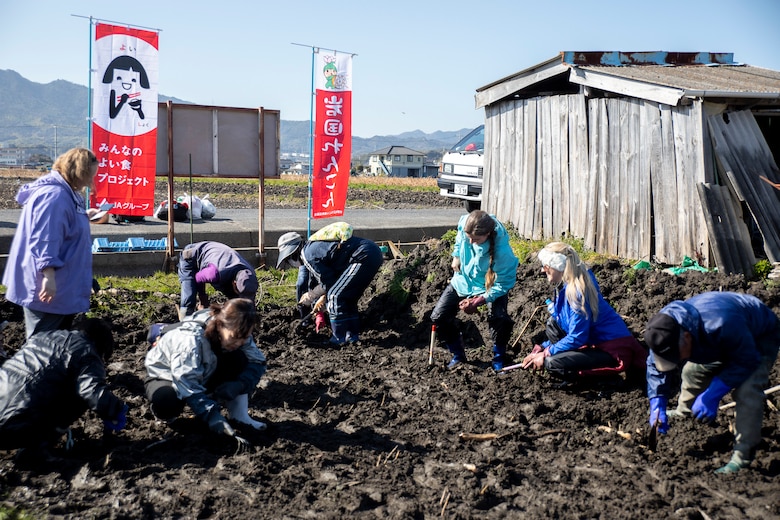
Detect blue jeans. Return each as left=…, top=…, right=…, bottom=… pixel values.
left=23, top=307, right=74, bottom=340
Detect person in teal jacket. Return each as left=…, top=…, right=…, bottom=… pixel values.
left=431, top=210, right=518, bottom=371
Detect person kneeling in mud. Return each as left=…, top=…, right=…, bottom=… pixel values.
left=145, top=298, right=267, bottom=448
left=521, top=242, right=647, bottom=384
left=0, top=318, right=128, bottom=461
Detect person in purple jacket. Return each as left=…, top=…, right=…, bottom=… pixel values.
left=2, top=148, right=99, bottom=339
left=178, top=241, right=258, bottom=320
left=521, top=242, right=647, bottom=382
left=644, top=292, right=780, bottom=474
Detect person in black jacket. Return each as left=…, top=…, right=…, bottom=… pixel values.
left=0, top=318, right=128, bottom=453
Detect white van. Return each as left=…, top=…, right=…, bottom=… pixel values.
left=436, top=125, right=484, bottom=212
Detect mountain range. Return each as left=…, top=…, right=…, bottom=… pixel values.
left=0, top=69, right=472, bottom=160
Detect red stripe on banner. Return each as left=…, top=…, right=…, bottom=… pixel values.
left=95, top=24, right=159, bottom=49
left=312, top=90, right=352, bottom=219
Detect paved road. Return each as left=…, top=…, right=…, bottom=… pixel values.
left=0, top=208, right=466, bottom=276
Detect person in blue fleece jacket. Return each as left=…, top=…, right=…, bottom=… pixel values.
left=644, top=291, right=779, bottom=474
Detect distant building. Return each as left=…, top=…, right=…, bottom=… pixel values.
left=367, top=146, right=425, bottom=177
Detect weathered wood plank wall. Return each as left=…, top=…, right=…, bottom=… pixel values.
left=708, top=110, right=780, bottom=263
left=483, top=93, right=711, bottom=264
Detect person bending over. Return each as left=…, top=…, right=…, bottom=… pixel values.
left=0, top=318, right=128, bottom=457
left=644, top=291, right=779, bottom=474
left=145, top=298, right=268, bottom=447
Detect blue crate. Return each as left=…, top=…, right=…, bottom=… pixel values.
left=92, top=237, right=177, bottom=253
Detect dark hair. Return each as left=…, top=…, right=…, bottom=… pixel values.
left=102, top=55, right=150, bottom=88
left=75, top=318, right=115, bottom=361
left=205, top=298, right=257, bottom=343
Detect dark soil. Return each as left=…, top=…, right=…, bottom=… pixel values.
left=1, top=182, right=779, bottom=519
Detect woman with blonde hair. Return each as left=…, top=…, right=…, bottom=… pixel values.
left=521, top=242, right=646, bottom=382
left=431, top=210, right=519, bottom=370
left=2, top=148, right=101, bottom=338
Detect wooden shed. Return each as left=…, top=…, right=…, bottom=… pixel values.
left=475, top=51, right=780, bottom=274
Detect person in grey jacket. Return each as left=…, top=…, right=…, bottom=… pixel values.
left=0, top=318, right=128, bottom=453
left=178, top=241, right=259, bottom=320
left=145, top=298, right=267, bottom=443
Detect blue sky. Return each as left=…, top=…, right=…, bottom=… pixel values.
left=2, top=0, right=779, bottom=138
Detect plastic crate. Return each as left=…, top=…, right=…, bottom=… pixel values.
left=92, top=237, right=177, bottom=253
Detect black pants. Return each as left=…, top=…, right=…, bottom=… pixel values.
left=544, top=348, right=619, bottom=382
left=145, top=349, right=249, bottom=421
left=430, top=284, right=512, bottom=346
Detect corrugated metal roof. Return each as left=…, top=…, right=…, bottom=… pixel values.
left=578, top=63, right=780, bottom=95
left=476, top=52, right=780, bottom=108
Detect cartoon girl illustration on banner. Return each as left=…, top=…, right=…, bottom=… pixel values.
left=102, top=56, right=150, bottom=120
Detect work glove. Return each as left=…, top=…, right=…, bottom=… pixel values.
left=213, top=381, right=245, bottom=402
left=207, top=409, right=251, bottom=454
left=459, top=295, right=486, bottom=315
left=103, top=404, right=129, bottom=432
left=692, top=377, right=731, bottom=422
left=315, top=311, right=327, bottom=333
left=207, top=409, right=237, bottom=437
left=649, top=396, right=669, bottom=434
left=312, top=295, right=327, bottom=313
left=299, top=286, right=326, bottom=307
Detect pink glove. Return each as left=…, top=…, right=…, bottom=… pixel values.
left=459, top=295, right=486, bottom=315
left=195, top=263, right=219, bottom=284
left=315, top=312, right=326, bottom=333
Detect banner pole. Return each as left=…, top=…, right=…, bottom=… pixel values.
left=85, top=16, right=94, bottom=207
left=307, top=47, right=315, bottom=239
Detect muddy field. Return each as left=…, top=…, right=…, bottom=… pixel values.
left=0, top=178, right=779, bottom=519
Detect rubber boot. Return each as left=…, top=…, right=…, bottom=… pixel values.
left=225, top=394, right=267, bottom=431
left=329, top=318, right=349, bottom=345
left=491, top=344, right=506, bottom=372
left=446, top=335, right=467, bottom=370
left=715, top=449, right=753, bottom=474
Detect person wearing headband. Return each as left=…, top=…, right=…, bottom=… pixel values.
left=521, top=242, right=647, bottom=384
left=431, top=210, right=519, bottom=371
left=643, top=291, right=779, bottom=474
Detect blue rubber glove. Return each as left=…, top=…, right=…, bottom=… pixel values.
left=103, top=404, right=128, bottom=432
left=649, top=396, right=669, bottom=434
left=692, top=377, right=731, bottom=422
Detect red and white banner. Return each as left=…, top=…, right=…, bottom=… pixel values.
left=91, top=23, right=159, bottom=216
left=311, top=51, right=352, bottom=219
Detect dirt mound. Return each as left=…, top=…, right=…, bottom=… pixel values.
left=1, top=239, right=779, bottom=518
